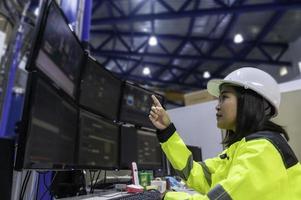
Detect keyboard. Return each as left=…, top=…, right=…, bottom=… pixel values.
left=110, top=190, right=161, bottom=200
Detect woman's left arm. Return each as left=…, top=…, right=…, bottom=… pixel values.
left=209, top=138, right=288, bottom=200
left=163, top=138, right=289, bottom=200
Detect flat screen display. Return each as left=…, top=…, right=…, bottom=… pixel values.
left=120, top=126, right=162, bottom=169
left=119, top=83, right=164, bottom=128
left=35, top=2, right=84, bottom=98
left=16, top=75, right=78, bottom=169
left=79, top=56, right=122, bottom=120
left=78, top=110, right=119, bottom=169
left=136, top=129, right=162, bottom=169
left=187, top=145, right=202, bottom=162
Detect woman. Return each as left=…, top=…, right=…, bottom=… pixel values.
left=149, top=67, right=301, bottom=200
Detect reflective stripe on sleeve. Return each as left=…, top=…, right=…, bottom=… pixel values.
left=207, top=184, right=232, bottom=200
left=175, top=154, right=193, bottom=181
left=199, top=161, right=212, bottom=186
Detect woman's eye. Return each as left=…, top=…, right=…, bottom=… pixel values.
left=219, top=95, right=228, bottom=102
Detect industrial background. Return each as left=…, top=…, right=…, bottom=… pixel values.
left=1, top=0, right=301, bottom=107
left=0, top=0, right=301, bottom=199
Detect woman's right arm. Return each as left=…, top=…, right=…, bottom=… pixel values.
left=149, top=95, right=219, bottom=194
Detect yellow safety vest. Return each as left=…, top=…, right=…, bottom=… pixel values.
left=158, top=123, right=301, bottom=200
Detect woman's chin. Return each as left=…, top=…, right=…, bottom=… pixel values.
left=217, top=121, right=223, bottom=129
left=217, top=122, right=227, bottom=130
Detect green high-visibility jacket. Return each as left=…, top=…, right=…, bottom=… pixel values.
left=158, top=123, right=301, bottom=200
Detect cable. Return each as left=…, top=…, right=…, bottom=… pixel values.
left=19, top=171, right=30, bottom=200
left=19, top=171, right=32, bottom=200
left=89, top=170, right=97, bottom=194
left=35, top=173, right=40, bottom=200
left=89, top=170, right=93, bottom=194
left=80, top=170, right=87, bottom=195
left=19, top=171, right=29, bottom=199
left=104, top=170, right=107, bottom=184
left=91, top=170, right=101, bottom=193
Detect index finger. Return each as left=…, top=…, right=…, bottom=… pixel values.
left=151, top=95, right=162, bottom=107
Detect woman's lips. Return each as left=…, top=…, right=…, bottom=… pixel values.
left=216, top=113, right=222, bottom=119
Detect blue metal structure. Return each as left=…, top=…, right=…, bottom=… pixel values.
left=5, top=93, right=25, bottom=138
left=82, top=0, right=93, bottom=43
left=89, top=0, right=301, bottom=91
left=0, top=2, right=29, bottom=137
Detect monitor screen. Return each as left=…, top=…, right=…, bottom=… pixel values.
left=136, top=129, right=162, bottom=169
left=79, top=56, right=122, bottom=120
left=168, top=145, right=202, bottom=176
left=120, top=126, right=162, bottom=170
left=16, top=75, right=78, bottom=169
left=78, top=110, right=119, bottom=169
left=119, top=83, right=164, bottom=128
left=187, top=145, right=202, bottom=162
left=35, top=2, right=84, bottom=98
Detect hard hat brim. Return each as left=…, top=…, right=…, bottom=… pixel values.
left=207, top=79, right=242, bottom=97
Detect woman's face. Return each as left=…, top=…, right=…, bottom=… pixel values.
left=215, top=85, right=237, bottom=131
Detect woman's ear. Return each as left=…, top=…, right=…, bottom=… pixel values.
left=263, top=100, right=273, bottom=117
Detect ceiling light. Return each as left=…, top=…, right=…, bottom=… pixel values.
left=279, top=66, right=288, bottom=77
left=34, top=7, right=39, bottom=16
left=234, top=33, right=244, bottom=44
left=143, top=67, right=151, bottom=75
left=203, top=71, right=211, bottom=79
left=148, top=36, right=157, bottom=46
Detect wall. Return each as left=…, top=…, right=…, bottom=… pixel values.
left=274, top=79, right=301, bottom=160
left=167, top=100, right=223, bottom=160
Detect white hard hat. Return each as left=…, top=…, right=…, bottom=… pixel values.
left=207, top=67, right=280, bottom=117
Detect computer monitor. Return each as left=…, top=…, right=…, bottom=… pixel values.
left=77, top=110, right=119, bottom=169
left=137, top=129, right=163, bottom=169
left=33, top=1, right=84, bottom=99
left=79, top=56, right=122, bottom=120
left=168, top=145, right=202, bottom=176
left=120, top=126, right=163, bottom=170
left=187, top=145, right=202, bottom=162
left=119, top=82, right=164, bottom=128
left=15, top=74, right=78, bottom=169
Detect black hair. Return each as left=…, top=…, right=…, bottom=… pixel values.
left=221, top=84, right=289, bottom=147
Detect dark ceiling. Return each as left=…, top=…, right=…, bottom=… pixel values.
left=90, top=0, right=301, bottom=93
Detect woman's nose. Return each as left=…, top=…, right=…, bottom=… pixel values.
left=215, top=103, right=220, bottom=111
